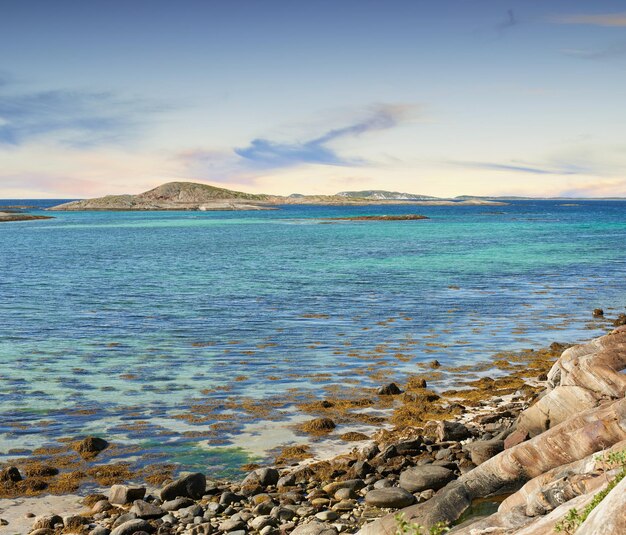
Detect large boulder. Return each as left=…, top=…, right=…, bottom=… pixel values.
left=398, top=465, right=455, bottom=493
left=241, top=467, right=279, bottom=488
left=520, top=326, right=626, bottom=437
left=73, top=436, right=109, bottom=459
left=109, top=485, right=146, bottom=505
left=160, top=473, right=206, bottom=501
left=364, top=488, right=415, bottom=509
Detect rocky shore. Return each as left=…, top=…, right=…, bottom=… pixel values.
left=1, top=323, right=625, bottom=535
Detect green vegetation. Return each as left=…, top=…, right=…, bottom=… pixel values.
left=394, top=513, right=449, bottom=535
left=554, top=450, right=626, bottom=534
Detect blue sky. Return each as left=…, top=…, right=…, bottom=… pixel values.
left=1, top=0, right=625, bottom=198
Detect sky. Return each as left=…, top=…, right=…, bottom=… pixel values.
left=1, top=0, right=625, bottom=199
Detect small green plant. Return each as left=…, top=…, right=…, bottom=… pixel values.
left=554, top=449, right=626, bottom=533
left=394, top=513, right=449, bottom=535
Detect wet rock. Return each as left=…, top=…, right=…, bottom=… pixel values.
left=378, top=383, right=403, bottom=396
left=398, top=465, right=455, bottom=493
left=427, top=360, right=441, bottom=368
left=592, top=308, right=604, bottom=317
left=365, top=488, right=415, bottom=509
left=130, top=499, right=165, bottom=519
left=160, top=473, right=206, bottom=501
left=291, top=521, right=338, bottom=535
left=110, top=519, right=153, bottom=535
left=465, top=440, right=504, bottom=466
left=0, top=466, right=22, bottom=482
left=110, top=485, right=147, bottom=505
left=436, top=421, right=472, bottom=442
left=73, top=436, right=109, bottom=459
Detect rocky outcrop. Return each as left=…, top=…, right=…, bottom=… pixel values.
left=519, top=326, right=626, bottom=436
left=359, top=327, right=626, bottom=534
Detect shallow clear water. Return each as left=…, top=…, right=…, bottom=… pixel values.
left=1, top=200, right=625, bottom=476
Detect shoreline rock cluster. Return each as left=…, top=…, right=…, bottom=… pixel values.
left=1, top=326, right=624, bottom=535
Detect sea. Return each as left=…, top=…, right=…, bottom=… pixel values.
left=1, top=200, right=625, bottom=478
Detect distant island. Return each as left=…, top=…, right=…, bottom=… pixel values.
left=0, top=211, right=54, bottom=223
left=48, top=182, right=507, bottom=211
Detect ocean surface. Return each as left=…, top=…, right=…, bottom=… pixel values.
left=1, top=200, right=625, bottom=477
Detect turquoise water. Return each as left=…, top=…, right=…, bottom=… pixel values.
left=1, top=200, right=625, bottom=475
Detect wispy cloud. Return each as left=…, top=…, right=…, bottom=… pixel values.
left=561, top=41, right=626, bottom=59
left=552, top=12, right=626, bottom=27
left=0, top=82, right=167, bottom=147
left=452, top=161, right=584, bottom=175
left=234, top=104, right=414, bottom=169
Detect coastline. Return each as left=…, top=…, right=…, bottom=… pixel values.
left=2, top=314, right=624, bottom=534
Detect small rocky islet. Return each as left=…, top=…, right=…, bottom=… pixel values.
left=2, top=321, right=625, bottom=535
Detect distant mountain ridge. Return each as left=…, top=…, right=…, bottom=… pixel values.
left=336, top=190, right=438, bottom=200
left=48, top=181, right=508, bottom=211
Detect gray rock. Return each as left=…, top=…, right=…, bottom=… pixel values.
left=92, top=499, right=113, bottom=514
left=466, top=439, right=504, bottom=466
left=110, top=519, right=153, bottom=535
left=112, top=513, right=138, bottom=528
left=219, top=518, right=246, bottom=532
left=110, top=485, right=147, bottom=505
left=398, top=465, right=455, bottom=493
left=90, top=527, right=111, bottom=535
left=291, top=521, right=338, bottom=535
left=378, top=383, right=402, bottom=395
left=161, top=497, right=195, bottom=511
left=364, top=488, right=415, bottom=509
left=160, top=473, right=206, bottom=501
left=242, top=467, right=279, bottom=488
left=373, top=479, right=393, bottom=489
left=436, top=420, right=472, bottom=442
left=179, top=504, right=204, bottom=518
left=277, top=473, right=296, bottom=488
left=249, top=515, right=276, bottom=531
left=129, top=500, right=165, bottom=519
left=315, top=510, right=338, bottom=521
left=334, top=487, right=356, bottom=500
